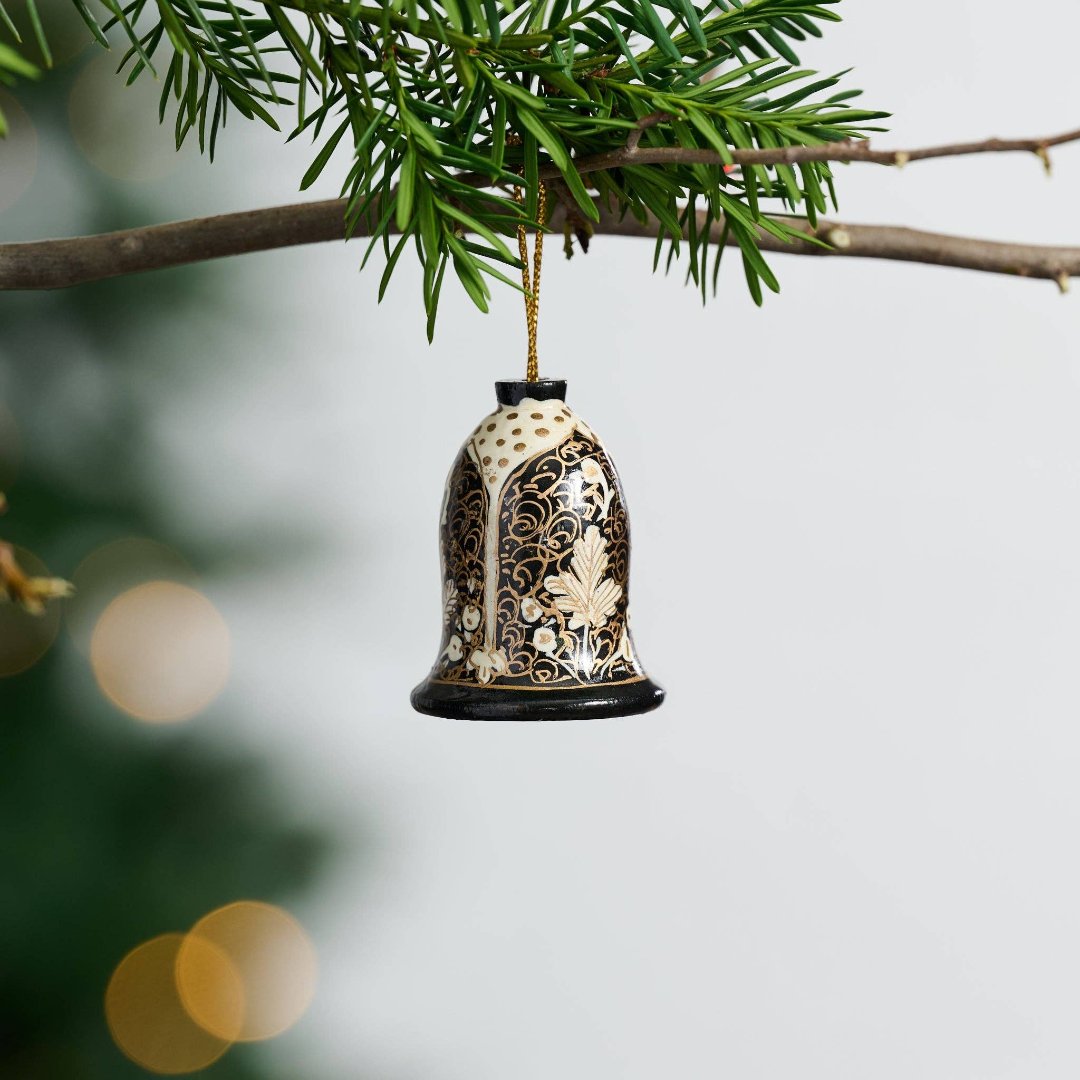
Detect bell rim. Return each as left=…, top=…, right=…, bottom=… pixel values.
left=410, top=675, right=665, bottom=721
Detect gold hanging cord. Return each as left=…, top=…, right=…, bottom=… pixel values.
left=513, top=180, right=547, bottom=383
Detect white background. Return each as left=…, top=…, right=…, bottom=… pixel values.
left=39, top=2, right=1080, bottom=1077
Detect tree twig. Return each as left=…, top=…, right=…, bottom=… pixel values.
left=595, top=206, right=1080, bottom=283
left=0, top=202, right=351, bottom=290
left=0, top=494, right=73, bottom=615
left=2, top=197, right=1079, bottom=290
left=568, top=125, right=1080, bottom=176
left=625, top=111, right=675, bottom=153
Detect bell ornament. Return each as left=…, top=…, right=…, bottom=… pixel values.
left=411, top=379, right=664, bottom=721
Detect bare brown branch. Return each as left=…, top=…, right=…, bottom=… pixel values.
left=595, top=205, right=1080, bottom=282
left=0, top=201, right=353, bottom=290
left=567, top=125, right=1080, bottom=177
left=1, top=196, right=1078, bottom=291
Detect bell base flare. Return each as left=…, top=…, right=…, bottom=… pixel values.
left=410, top=677, right=665, bottom=722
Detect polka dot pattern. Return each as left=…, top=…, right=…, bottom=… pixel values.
left=464, top=396, right=597, bottom=491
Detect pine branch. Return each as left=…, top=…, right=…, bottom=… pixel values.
left=6, top=2, right=1076, bottom=316
left=0, top=0, right=890, bottom=324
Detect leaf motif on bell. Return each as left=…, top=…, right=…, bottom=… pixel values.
left=544, top=525, right=622, bottom=631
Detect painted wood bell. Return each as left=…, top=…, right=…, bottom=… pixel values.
left=411, top=378, right=664, bottom=721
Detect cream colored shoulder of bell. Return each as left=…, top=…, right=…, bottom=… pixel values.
left=464, top=396, right=600, bottom=488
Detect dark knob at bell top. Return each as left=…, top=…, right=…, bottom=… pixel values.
left=411, top=379, right=664, bottom=721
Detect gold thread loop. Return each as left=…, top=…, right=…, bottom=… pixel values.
left=514, top=181, right=547, bottom=383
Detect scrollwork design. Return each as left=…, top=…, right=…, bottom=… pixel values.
left=434, top=452, right=487, bottom=682
left=432, top=428, right=645, bottom=689
left=493, top=434, right=642, bottom=686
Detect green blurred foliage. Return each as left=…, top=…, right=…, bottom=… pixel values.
left=0, top=20, right=338, bottom=1079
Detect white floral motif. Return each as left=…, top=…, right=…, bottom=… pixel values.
left=580, top=458, right=603, bottom=484
left=544, top=525, right=623, bottom=631
left=532, top=626, right=558, bottom=654
left=443, top=634, right=464, bottom=663
left=579, top=457, right=614, bottom=519
left=462, top=604, right=481, bottom=632
left=468, top=647, right=508, bottom=684
left=521, top=596, right=544, bottom=623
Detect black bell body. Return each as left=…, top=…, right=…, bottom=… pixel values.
left=411, top=379, right=664, bottom=721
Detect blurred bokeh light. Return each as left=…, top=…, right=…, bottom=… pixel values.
left=1, top=0, right=94, bottom=67
left=0, top=546, right=63, bottom=676
left=68, top=538, right=196, bottom=654
left=68, top=51, right=185, bottom=181
left=0, top=89, right=37, bottom=213
left=90, top=580, right=231, bottom=722
left=105, top=933, right=240, bottom=1075
left=179, top=901, right=318, bottom=1042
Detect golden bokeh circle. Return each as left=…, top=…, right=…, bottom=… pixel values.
left=90, top=581, right=231, bottom=723
left=0, top=546, right=63, bottom=677
left=179, top=902, right=318, bottom=1042
left=68, top=538, right=196, bottom=655
left=105, top=933, right=242, bottom=1075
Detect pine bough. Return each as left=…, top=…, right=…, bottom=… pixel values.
left=0, top=0, right=886, bottom=332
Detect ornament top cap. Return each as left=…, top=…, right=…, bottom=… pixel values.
left=495, top=379, right=567, bottom=406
